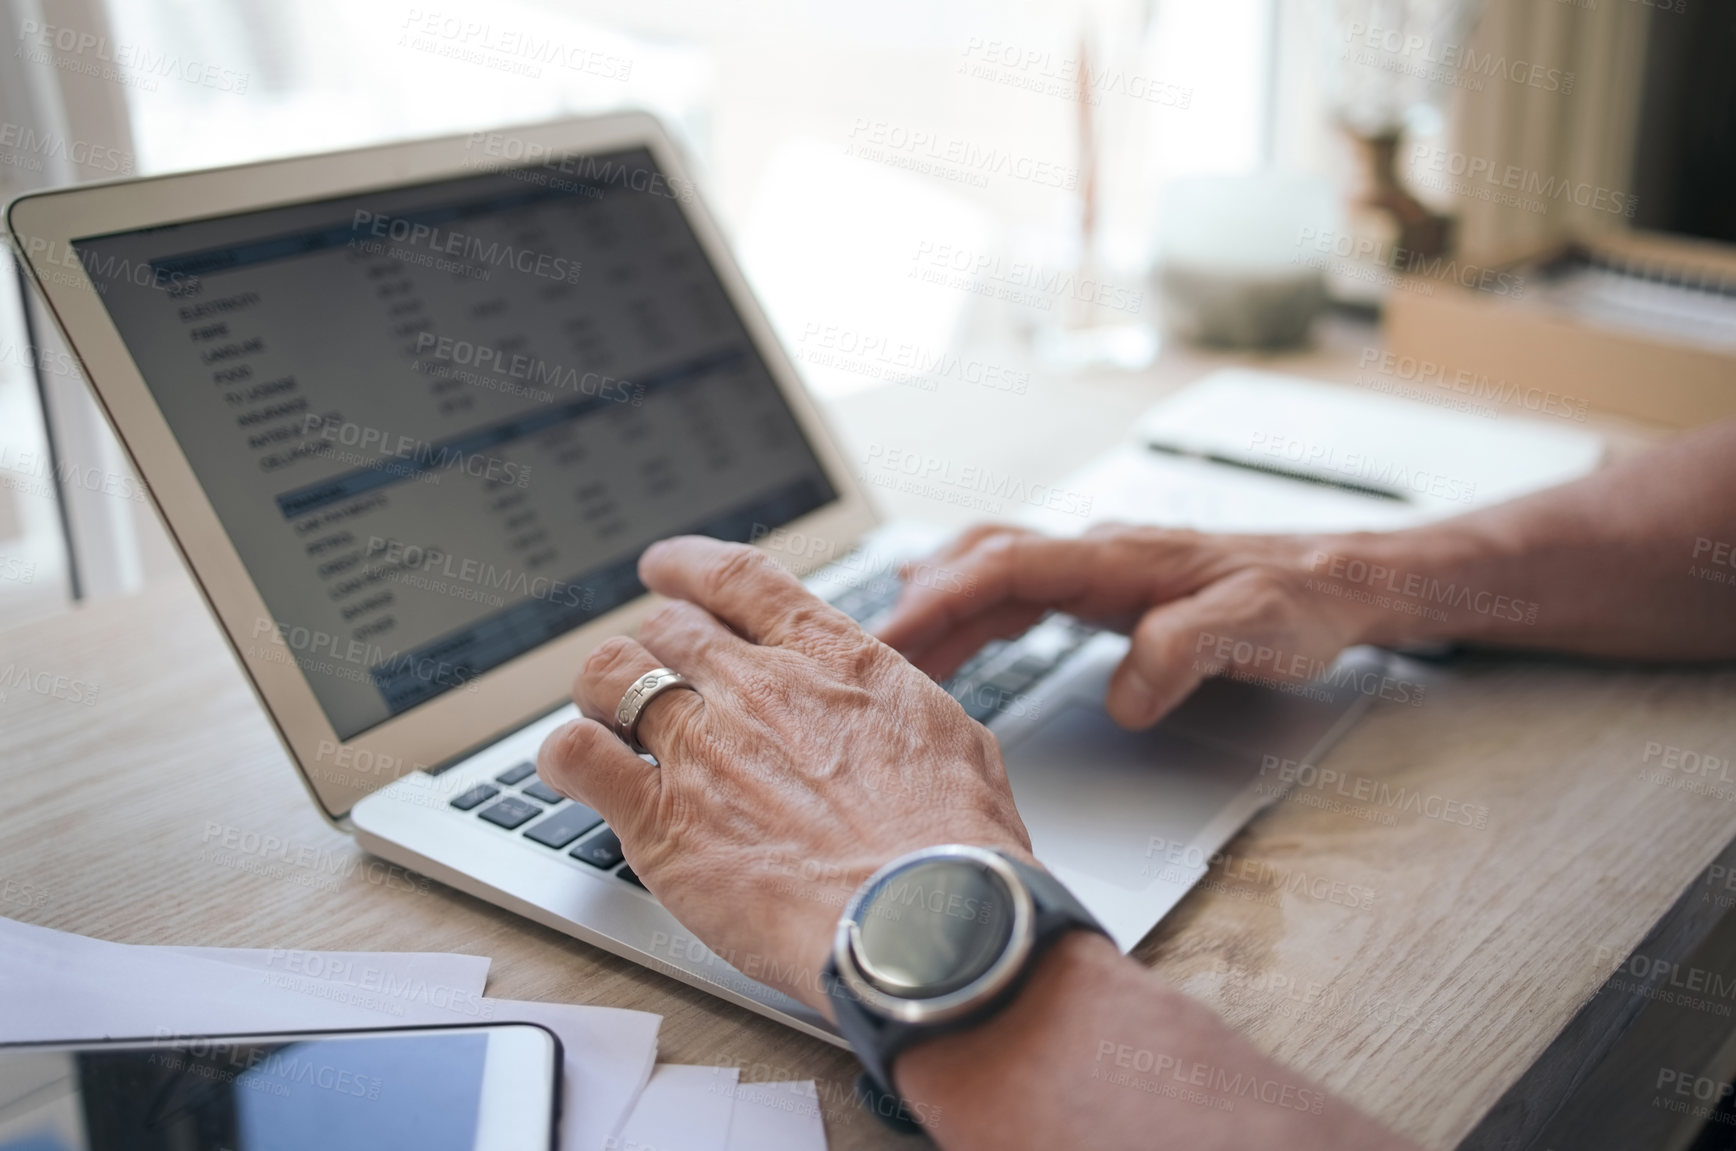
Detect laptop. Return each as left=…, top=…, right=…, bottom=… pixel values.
left=2, top=112, right=1586, bottom=1045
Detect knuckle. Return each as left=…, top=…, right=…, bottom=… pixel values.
left=733, top=663, right=793, bottom=711
left=815, top=629, right=885, bottom=680
left=639, top=601, right=692, bottom=643
left=1110, top=526, right=1181, bottom=565
left=704, top=544, right=775, bottom=600
left=541, top=719, right=602, bottom=776
left=782, top=600, right=843, bottom=638
left=586, top=635, right=639, bottom=680
left=965, top=531, right=1023, bottom=579
left=1238, top=569, right=1297, bottom=620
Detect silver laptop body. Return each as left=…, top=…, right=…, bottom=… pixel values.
left=7, top=112, right=1385, bottom=1046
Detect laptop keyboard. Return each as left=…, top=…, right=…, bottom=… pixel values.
left=452, top=759, right=641, bottom=887
left=450, top=555, right=1097, bottom=884
left=825, top=566, right=1098, bottom=723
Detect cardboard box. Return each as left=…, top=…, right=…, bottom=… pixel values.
left=1384, top=231, right=1736, bottom=428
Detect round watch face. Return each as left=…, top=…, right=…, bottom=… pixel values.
left=852, top=857, right=1016, bottom=999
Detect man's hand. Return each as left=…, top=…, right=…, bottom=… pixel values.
left=877, top=523, right=1387, bottom=730
left=535, top=532, right=1426, bottom=1151
left=535, top=535, right=1032, bottom=1013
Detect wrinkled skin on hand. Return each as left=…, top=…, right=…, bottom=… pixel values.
left=538, top=536, right=1032, bottom=1012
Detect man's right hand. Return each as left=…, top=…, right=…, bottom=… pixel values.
left=876, top=523, right=1392, bottom=730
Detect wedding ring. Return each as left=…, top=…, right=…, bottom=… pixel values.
left=613, top=667, right=698, bottom=755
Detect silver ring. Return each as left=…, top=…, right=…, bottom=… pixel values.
left=614, top=667, right=698, bottom=755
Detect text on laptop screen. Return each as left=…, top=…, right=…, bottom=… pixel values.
left=74, top=147, right=837, bottom=739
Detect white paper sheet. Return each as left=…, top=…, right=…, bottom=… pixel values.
left=0, top=918, right=660, bottom=1151
left=725, top=1080, right=828, bottom=1151
left=0, top=918, right=501, bottom=1035
left=614, top=1064, right=740, bottom=1151
left=168, top=945, right=492, bottom=1000
left=484, top=997, right=660, bottom=1151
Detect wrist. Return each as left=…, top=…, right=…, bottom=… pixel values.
left=890, top=931, right=1157, bottom=1143
left=893, top=929, right=1124, bottom=1092
left=792, top=833, right=1036, bottom=1013
left=821, top=844, right=1106, bottom=1124
left=1305, top=524, right=1524, bottom=649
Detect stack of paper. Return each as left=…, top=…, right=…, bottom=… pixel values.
left=612, top=1065, right=825, bottom=1151
left=0, top=918, right=827, bottom=1151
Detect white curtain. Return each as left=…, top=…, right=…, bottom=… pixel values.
left=1446, top=0, right=1651, bottom=264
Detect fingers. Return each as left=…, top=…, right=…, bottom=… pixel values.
left=574, top=634, right=707, bottom=762
left=902, top=599, right=1047, bottom=681
left=876, top=530, right=1026, bottom=658
left=878, top=529, right=1109, bottom=664
left=637, top=599, right=754, bottom=679
left=1106, top=602, right=1213, bottom=730
left=879, top=524, right=1237, bottom=670
left=639, top=536, right=851, bottom=649
left=1105, top=570, right=1312, bottom=729
left=537, top=717, right=661, bottom=843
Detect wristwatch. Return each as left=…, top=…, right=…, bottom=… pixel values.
left=823, top=844, right=1108, bottom=1133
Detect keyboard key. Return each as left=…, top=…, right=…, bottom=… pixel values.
left=523, top=802, right=604, bottom=849
left=958, top=688, right=1003, bottom=724
left=942, top=642, right=1009, bottom=693
left=495, top=762, right=536, bottom=786
left=829, top=573, right=903, bottom=623
left=477, top=796, right=541, bottom=830
left=981, top=669, right=1039, bottom=699
left=1000, top=656, right=1054, bottom=687
left=570, top=827, right=625, bottom=869
left=522, top=780, right=565, bottom=805
left=616, top=865, right=647, bottom=889
left=944, top=620, right=1097, bottom=721
left=1019, top=620, right=1082, bottom=664
left=450, top=784, right=499, bottom=811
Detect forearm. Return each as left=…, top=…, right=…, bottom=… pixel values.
left=893, top=933, right=1414, bottom=1151
left=1320, top=420, right=1736, bottom=659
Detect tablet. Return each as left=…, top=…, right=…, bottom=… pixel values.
left=0, top=1022, right=561, bottom=1150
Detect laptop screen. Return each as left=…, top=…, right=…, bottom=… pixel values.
left=73, top=146, right=837, bottom=739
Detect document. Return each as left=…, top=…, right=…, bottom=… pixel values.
left=167, top=944, right=492, bottom=1002
left=0, top=918, right=660, bottom=1151
left=612, top=1065, right=830, bottom=1151
left=615, top=1065, right=739, bottom=1151
left=726, top=1080, right=828, bottom=1151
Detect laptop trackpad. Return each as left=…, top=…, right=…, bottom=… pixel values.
left=1002, top=701, right=1258, bottom=892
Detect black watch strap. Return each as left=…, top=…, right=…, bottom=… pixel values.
left=825, top=851, right=1108, bottom=1133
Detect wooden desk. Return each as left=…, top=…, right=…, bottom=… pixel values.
left=1, top=333, right=1729, bottom=1149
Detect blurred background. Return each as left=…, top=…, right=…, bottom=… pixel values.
left=2, top=0, right=1732, bottom=625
